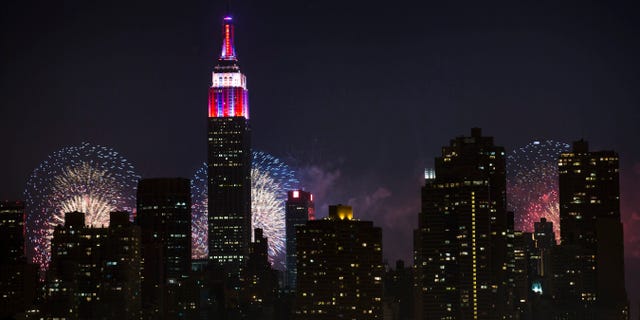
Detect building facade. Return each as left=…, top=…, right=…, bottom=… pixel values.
left=285, top=190, right=314, bottom=289
left=295, top=205, right=383, bottom=320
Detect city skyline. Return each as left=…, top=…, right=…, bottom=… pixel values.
left=1, top=0, right=639, bottom=317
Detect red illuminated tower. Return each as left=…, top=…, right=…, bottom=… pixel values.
left=207, top=15, right=252, bottom=281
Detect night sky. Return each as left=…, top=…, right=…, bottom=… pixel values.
left=2, top=0, right=639, bottom=314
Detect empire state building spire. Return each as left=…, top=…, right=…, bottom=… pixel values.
left=220, top=16, right=237, bottom=61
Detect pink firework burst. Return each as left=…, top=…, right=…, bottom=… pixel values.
left=507, top=140, right=569, bottom=240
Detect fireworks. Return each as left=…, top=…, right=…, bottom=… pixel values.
left=507, top=140, right=570, bottom=240
left=24, top=142, right=140, bottom=270
left=191, top=164, right=209, bottom=260
left=191, top=151, right=299, bottom=268
left=251, top=151, right=299, bottom=267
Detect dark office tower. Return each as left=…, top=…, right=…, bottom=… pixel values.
left=207, top=14, right=252, bottom=279
left=104, top=211, right=143, bottom=319
left=285, top=190, right=314, bottom=289
left=534, top=217, right=555, bottom=250
left=384, top=260, right=414, bottom=320
left=414, top=128, right=509, bottom=320
left=136, top=178, right=192, bottom=318
left=0, top=201, right=38, bottom=318
left=294, top=205, right=383, bottom=320
left=556, top=140, right=629, bottom=319
left=44, top=211, right=141, bottom=319
left=532, top=217, right=554, bottom=289
left=243, top=228, right=277, bottom=318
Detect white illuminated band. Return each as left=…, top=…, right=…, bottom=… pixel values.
left=212, top=72, right=247, bottom=89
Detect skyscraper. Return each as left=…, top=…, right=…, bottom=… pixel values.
left=554, top=140, right=629, bottom=319
left=285, top=190, right=314, bottom=289
left=414, top=128, right=510, bottom=319
left=294, top=205, right=384, bottom=320
left=136, top=178, right=191, bottom=318
left=207, top=15, right=252, bottom=278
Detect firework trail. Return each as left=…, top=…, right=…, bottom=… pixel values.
left=191, top=151, right=299, bottom=268
left=507, top=140, right=570, bottom=240
left=24, top=142, right=140, bottom=270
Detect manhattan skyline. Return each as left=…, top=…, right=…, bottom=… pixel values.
left=1, top=0, right=639, bottom=316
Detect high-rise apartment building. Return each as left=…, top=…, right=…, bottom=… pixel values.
left=285, top=190, right=314, bottom=289
left=554, top=140, right=629, bottom=319
left=207, top=15, right=252, bottom=278
left=414, top=128, right=510, bottom=319
left=294, top=205, right=383, bottom=320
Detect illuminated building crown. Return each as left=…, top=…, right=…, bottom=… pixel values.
left=208, top=15, right=249, bottom=118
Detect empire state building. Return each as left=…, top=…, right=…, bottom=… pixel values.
left=207, top=15, right=251, bottom=276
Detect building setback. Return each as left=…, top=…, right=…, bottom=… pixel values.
left=295, top=205, right=383, bottom=320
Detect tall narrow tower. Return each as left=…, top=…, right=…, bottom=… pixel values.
left=207, top=15, right=252, bottom=277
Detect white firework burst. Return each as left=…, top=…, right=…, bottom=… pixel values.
left=25, top=142, right=139, bottom=270
left=53, top=162, right=119, bottom=227
left=251, top=166, right=286, bottom=263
